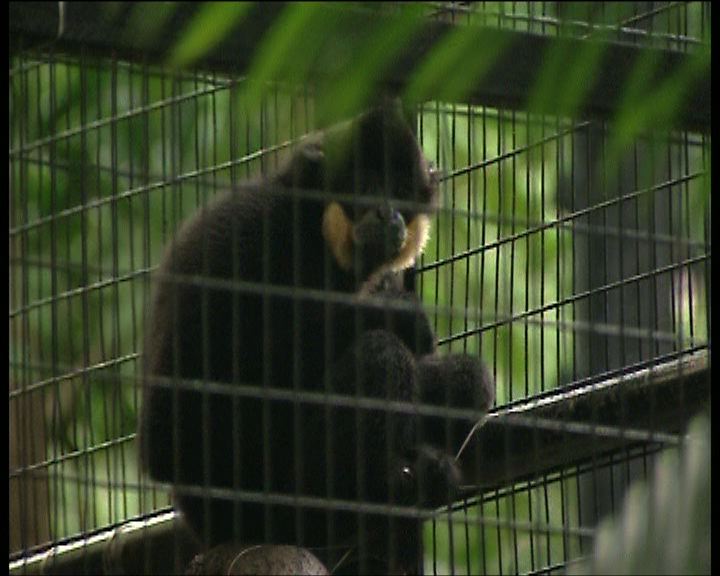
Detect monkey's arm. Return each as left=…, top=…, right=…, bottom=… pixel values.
left=414, top=354, right=495, bottom=465
left=324, top=287, right=436, bottom=359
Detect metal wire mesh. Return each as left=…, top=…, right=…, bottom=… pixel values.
left=9, top=2, right=710, bottom=575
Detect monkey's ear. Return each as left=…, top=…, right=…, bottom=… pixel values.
left=280, top=136, right=326, bottom=188
left=301, top=139, right=325, bottom=162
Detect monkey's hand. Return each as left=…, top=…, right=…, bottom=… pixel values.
left=392, top=445, right=463, bottom=509
left=416, top=354, right=495, bottom=460
left=354, top=287, right=436, bottom=357
left=353, top=205, right=407, bottom=278
left=418, top=355, right=495, bottom=412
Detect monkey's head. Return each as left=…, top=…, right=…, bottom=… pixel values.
left=282, top=102, right=439, bottom=287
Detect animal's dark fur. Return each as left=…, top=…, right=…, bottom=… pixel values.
left=138, top=103, right=494, bottom=574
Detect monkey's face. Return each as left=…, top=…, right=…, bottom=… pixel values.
left=322, top=199, right=431, bottom=285
left=317, top=106, right=438, bottom=284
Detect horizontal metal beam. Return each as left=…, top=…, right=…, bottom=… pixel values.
left=461, top=351, right=710, bottom=492
left=9, top=510, right=199, bottom=575
left=9, top=2, right=710, bottom=133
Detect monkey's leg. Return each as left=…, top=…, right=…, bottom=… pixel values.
left=417, top=355, right=495, bottom=413
left=414, top=354, right=495, bottom=482
left=323, top=329, right=424, bottom=575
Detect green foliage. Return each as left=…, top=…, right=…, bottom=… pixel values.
left=606, top=44, right=710, bottom=168
left=315, top=3, right=426, bottom=124
left=404, top=15, right=512, bottom=108
left=237, top=3, right=334, bottom=119
left=526, top=37, right=607, bottom=123
left=168, top=2, right=252, bottom=69
left=231, top=2, right=429, bottom=126
left=574, top=413, right=710, bottom=575
left=122, top=2, right=179, bottom=51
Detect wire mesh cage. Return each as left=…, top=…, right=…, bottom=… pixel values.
left=9, top=2, right=710, bottom=575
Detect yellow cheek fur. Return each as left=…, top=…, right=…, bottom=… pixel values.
left=322, top=202, right=354, bottom=270
left=322, top=201, right=431, bottom=275
left=389, top=214, right=430, bottom=272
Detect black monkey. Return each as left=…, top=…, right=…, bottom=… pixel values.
left=138, top=101, right=494, bottom=574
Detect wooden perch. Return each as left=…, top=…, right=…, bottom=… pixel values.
left=459, top=351, right=710, bottom=492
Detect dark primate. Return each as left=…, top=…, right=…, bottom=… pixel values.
left=138, top=101, right=494, bottom=574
